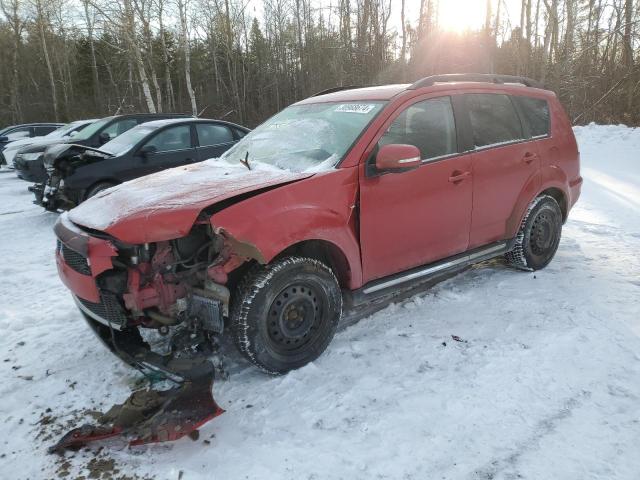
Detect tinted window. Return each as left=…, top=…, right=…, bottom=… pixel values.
left=145, top=125, right=192, bottom=153
left=233, top=127, right=248, bottom=139
left=34, top=126, right=58, bottom=136
left=196, top=124, right=233, bottom=146
left=102, top=119, right=138, bottom=141
left=379, top=96, right=457, bottom=160
left=102, top=125, right=158, bottom=156
left=514, top=96, right=550, bottom=137
left=466, top=94, right=524, bottom=148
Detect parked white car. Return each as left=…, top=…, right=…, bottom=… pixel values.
left=2, top=119, right=97, bottom=167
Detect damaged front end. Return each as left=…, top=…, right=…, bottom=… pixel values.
left=30, top=144, right=112, bottom=212
left=51, top=212, right=255, bottom=452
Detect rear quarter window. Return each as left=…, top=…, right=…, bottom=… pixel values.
left=465, top=93, right=524, bottom=148
left=513, top=96, right=550, bottom=137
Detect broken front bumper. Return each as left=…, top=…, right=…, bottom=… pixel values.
left=54, top=213, right=123, bottom=325
left=50, top=215, right=226, bottom=451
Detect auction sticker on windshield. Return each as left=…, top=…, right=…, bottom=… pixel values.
left=335, top=104, right=377, bottom=114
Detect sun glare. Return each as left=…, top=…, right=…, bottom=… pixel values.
left=436, top=0, right=491, bottom=33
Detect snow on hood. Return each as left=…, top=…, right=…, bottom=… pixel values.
left=68, top=159, right=313, bottom=244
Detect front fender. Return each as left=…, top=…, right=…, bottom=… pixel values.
left=210, top=168, right=363, bottom=288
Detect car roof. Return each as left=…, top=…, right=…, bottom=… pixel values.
left=138, top=117, right=249, bottom=131
left=137, top=118, right=197, bottom=128
left=299, top=75, right=554, bottom=104
left=4, top=123, right=64, bottom=127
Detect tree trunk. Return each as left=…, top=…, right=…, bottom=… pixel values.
left=36, top=0, right=59, bottom=121
left=178, top=0, right=197, bottom=115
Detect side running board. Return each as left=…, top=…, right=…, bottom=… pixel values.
left=350, top=240, right=512, bottom=306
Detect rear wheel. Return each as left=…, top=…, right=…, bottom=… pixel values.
left=84, top=181, right=116, bottom=200
left=506, top=195, right=563, bottom=270
left=230, top=256, right=342, bottom=374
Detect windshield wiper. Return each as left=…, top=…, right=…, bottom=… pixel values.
left=239, top=151, right=252, bottom=170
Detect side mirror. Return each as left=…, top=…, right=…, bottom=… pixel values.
left=375, top=144, right=421, bottom=172
left=98, top=132, right=111, bottom=145
left=139, top=144, right=157, bottom=158
left=0, top=136, right=8, bottom=143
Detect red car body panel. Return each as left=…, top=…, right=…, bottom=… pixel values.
left=210, top=168, right=364, bottom=289
left=58, top=80, right=581, bottom=307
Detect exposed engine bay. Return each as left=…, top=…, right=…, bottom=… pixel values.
left=30, top=144, right=112, bottom=211
left=50, top=216, right=258, bottom=452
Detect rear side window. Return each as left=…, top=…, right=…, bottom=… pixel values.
left=465, top=94, right=523, bottom=148
left=196, top=124, right=233, bottom=146
left=513, top=96, right=550, bottom=137
left=379, top=96, right=457, bottom=161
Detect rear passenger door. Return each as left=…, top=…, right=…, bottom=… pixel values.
left=195, top=123, right=236, bottom=160
left=464, top=93, right=541, bottom=249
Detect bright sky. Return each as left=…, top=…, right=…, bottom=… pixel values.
left=246, top=0, right=524, bottom=35
left=403, top=0, right=523, bottom=33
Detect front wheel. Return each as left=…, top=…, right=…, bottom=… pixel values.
left=230, top=257, right=342, bottom=374
left=506, top=195, right=563, bottom=271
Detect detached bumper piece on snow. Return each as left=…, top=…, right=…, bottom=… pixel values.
left=48, top=321, right=224, bottom=454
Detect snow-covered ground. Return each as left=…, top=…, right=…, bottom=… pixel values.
left=1, top=124, right=639, bottom=479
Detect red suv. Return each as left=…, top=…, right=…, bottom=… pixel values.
left=54, top=74, right=581, bottom=375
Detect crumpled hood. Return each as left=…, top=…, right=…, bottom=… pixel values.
left=68, top=160, right=312, bottom=244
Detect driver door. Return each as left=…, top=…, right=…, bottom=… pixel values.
left=359, top=95, right=473, bottom=283
left=122, top=124, right=197, bottom=181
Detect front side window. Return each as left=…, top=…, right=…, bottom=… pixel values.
left=196, top=124, right=233, bottom=147
left=144, top=125, right=192, bottom=153
left=220, top=101, right=386, bottom=172
left=466, top=93, right=524, bottom=148
left=379, top=96, right=457, bottom=160
left=513, top=96, right=550, bottom=137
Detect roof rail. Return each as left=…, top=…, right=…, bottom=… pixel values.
left=312, top=85, right=362, bottom=97
left=409, top=74, right=544, bottom=90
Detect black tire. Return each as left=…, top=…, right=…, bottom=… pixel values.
left=506, top=194, right=563, bottom=271
left=84, top=181, right=116, bottom=200
left=230, top=256, right=342, bottom=374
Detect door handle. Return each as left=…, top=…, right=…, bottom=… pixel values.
left=448, top=171, right=471, bottom=184
left=523, top=152, right=538, bottom=164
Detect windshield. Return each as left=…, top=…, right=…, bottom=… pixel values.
left=220, top=101, right=386, bottom=172
left=100, top=124, right=158, bottom=156
left=72, top=117, right=113, bottom=141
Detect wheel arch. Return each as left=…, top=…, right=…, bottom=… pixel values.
left=538, top=186, right=568, bottom=221
left=275, top=239, right=353, bottom=289
left=507, top=165, right=571, bottom=237
left=83, top=178, right=120, bottom=200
